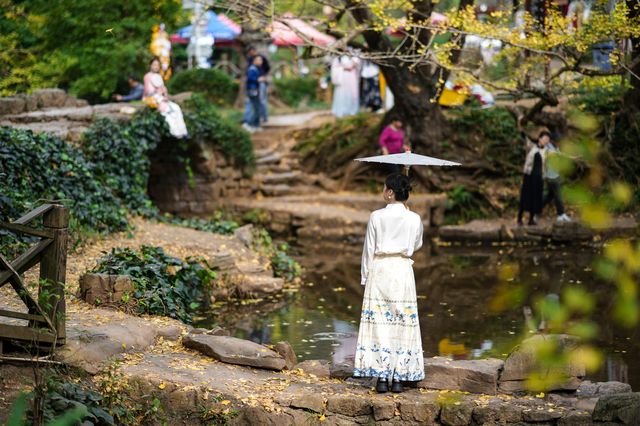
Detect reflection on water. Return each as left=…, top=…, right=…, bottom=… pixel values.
left=207, top=241, right=638, bottom=390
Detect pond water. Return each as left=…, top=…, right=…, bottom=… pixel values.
left=206, top=240, right=639, bottom=391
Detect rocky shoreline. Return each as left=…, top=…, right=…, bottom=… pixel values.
left=3, top=303, right=636, bottom=425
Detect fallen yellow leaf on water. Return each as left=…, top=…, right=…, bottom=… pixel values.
left=158, top=383, right=166, bottom=389
left=221, top=400, right=231, bottom=405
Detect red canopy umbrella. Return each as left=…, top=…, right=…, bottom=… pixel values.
left=270, top=17, right=335, bottom=47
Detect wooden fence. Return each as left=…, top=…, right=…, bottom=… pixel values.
left=0, top=204, right=68, bottom=356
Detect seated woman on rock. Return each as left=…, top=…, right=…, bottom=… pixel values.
left=143, top=57, right=188, bottom=138
left=354, top=173, right=425, bottom=393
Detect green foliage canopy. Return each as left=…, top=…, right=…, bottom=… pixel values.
left=0, top=0, right=185, bottom=101
left=167, top=68, right=239, bottom=106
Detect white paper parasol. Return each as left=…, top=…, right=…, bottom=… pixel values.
left=354, top=152, right=461, bottom=167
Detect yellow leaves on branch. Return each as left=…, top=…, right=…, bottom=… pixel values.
left=446, top=3, right=640, bottom=52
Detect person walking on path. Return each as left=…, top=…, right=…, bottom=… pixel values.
left=517, top=129, right=547, bottom=226
left=354, top=173, right=425, bottom=394
left=243, top=47, right=270, bottom=125
left=143, top=57, right=188, bottom=138
left=542, top=133, right=571, bottom=222
left=243, top=56, right=264, bottom=132
left=113, top=76, right=144, bottom=102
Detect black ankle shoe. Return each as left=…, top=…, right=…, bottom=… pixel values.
left=376, top=378, right=389, bottom=393
left=391, top=380, right=404, bottom=393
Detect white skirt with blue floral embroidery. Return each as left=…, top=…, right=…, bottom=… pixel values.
left=353, top=255, right=424, bottom=381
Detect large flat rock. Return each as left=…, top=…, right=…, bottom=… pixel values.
left=182, top=333, right=286, bottom=371
left=440, top=217, right=638, bottom=244
left=418, top=357, right=504, bottom=395
left=592, top=392, right=640, bottom=424
left=499, top=334, right=585, bottom=393
left=56, top=308, right=162, bottom=374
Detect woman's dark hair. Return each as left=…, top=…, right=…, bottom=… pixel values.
left=385, top=173, right=412, bottom=201
left=538, top=130, right=552, bottom=140
left=149, top=56, right=161, bottom=66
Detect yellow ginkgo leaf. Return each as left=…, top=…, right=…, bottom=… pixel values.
left=220, top=400, right=231, bottom=405
left=158, top=383, right=166, bottom=390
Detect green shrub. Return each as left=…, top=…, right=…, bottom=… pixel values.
left=91, top=246, right=217, bottom=323
left=251, top=229, right=301, bottom=281
left=274, top=76, right=319, bottom=107
left=168, top=68, right=239, bottom=106
left=569, top=76, right=629, bottom=115
left=184, top=95, right=255, bottom=170
left=0, top=127, right=129, bottom=255
left=445, top=184, right=488, bottom=223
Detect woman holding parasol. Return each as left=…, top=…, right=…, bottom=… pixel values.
left=352, top=153, right=460, bottom=393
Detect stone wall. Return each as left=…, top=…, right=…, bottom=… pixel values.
left=0, top=88, right=144, bottom=142
left=148, top=138, right=253, bottom=215
left=0, top=88, right=87, bottom=115
left=1, top=89, right=245, bottom=213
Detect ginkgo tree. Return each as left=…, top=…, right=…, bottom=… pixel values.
left=220, top=0, right=640, bottom=147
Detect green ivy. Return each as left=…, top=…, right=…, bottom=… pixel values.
left=31, top=380, right=118, bottom=426
left=0, top=127, right=129, bottom=256
left=91, top=246, right=217, bottom=324
left=183, top=95, right=255, bottom=170
left=167, top=68, right=239, bottom=106
left=82, top=110, right=168, bottom=217
left=1, top=97, right=255, bottom=256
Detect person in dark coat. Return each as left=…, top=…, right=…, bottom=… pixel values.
left=517, top=130, right=548, bottom=226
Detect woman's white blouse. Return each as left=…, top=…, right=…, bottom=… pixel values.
left=361, top=203, right=424, bottom=285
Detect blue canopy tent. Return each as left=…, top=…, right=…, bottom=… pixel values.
left=170, top=11, right=241, bottom=45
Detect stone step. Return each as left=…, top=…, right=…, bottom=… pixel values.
left=261, top=171, right=303, bottom=185
left=254, top=147, right=275, bottom=158
left=4, top=106, right=94, bottom=123
left=255, top=152, right=283, bottom=165
left=287, top=184, right=324, bottom=195
left=260, top=184, right=292, bottom=196
left=256, top=164, right=295, bottom=174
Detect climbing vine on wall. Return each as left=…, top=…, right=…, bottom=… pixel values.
left=0, top=97, right=255, bottom=256
left=91, top=246, right=217, bottom=324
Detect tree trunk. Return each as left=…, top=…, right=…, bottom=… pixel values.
left=623, top=0, right=640, bottom=113
left=380, top=63, right=448, bottom=152
left=345, top=0, right=449, bottom=152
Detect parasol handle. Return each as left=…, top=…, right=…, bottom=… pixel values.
left=403, top=165, right=410, bottom=176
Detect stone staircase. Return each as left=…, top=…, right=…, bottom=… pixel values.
left=226, top=114, right=449, bottom=242
left=249, top=124, right=338, bottom=197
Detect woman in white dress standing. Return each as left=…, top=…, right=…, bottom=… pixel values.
left=143, top=57, right=188, bottom=138
left=354, top=173, right=425, bottom=393
left=331, top=55, right=360, bottom=118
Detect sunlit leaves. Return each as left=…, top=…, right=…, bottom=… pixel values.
left=562, top=287, right=595, bottom=315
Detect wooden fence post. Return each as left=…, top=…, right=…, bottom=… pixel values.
left=39, top=205, right=69, bottom=344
